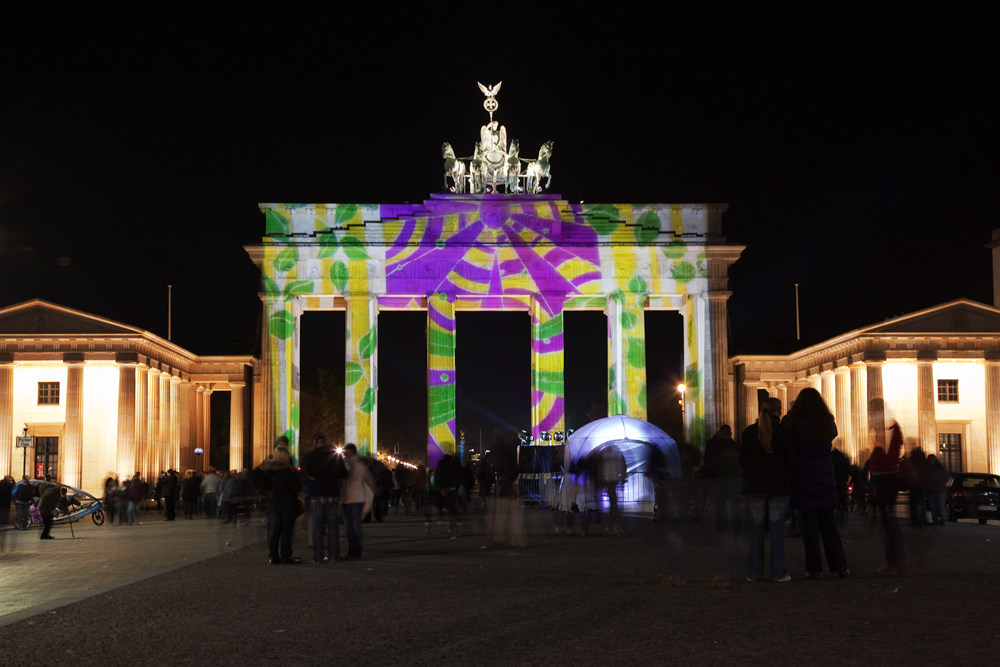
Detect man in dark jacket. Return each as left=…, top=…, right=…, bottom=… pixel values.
left=162, top=470, right=178, bottom=521
left=704, top=425, right=741, bottom=535
left=37, top=482, right=60, bottom=539
left=0, top=475, right=13, bottom=524
left=301, top=434, right=347, bottom=564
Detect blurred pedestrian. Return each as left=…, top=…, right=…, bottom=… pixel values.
left=869, top=403, right=905, bottom=574
left=740, top=397, right=797, bottom=582
left=598, top=445, right=627, bottom=535
left=200, top=468, right=220, bottom=519
left=925, top=454, right=948, bottom=526
left=492, top=443, right=527, bottom=549
left=704, top=425, right=741, bottom=535
left=787, top=388, right=849, bottom=580
left=341, top=444, right=375, bottom=560
left=103, top=477, right=118, bottom=525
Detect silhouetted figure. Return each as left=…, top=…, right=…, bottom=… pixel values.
left=787, top=388, right=849, bottom=579
left=870, top=414, right=905, bottom=574
left=740, top=397, right=797, bottom=582
left=704, top=425, right=741, bottom=535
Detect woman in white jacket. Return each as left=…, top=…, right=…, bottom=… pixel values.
left=341, top=444, right=375, bottom=560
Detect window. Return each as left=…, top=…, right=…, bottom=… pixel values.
left=939, top=433, right=963, bottom=473
left=937, top=379, right=959, bottom=403
left=34, top=437, right=59, bottom=480
left=37, top=382, right=60, bottom=405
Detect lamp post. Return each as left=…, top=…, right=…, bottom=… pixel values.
left=678, top=383, right=686, bottom=443
left=194, top=447, right=204, bottom=472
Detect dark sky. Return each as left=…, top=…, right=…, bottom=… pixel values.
left=1, top=7, right=994, bottom=445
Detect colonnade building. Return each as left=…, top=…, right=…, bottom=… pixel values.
left=0, top=300, right=256, bottom=495
left=730, top=298, right=1000, bottom=475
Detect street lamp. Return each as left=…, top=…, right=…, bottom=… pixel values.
left=678, top=383, right=686, bottom=442
left=194, top=447, right=204, bottom=471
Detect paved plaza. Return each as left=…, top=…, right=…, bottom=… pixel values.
left=1, top=508, right=998, bottom=666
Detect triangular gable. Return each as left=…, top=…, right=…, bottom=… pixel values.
left=866, top=299, right=1000, bottom=334
left=0, top=300, right=141, bottom=336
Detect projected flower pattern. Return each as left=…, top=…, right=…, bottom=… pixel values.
left=260, top=199, right=717, bottom=463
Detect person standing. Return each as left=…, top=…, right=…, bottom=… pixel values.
left=14, top=476, right=34, bottom=528
left=925, top=454, right=948, bottom=526
left=786, top=388, right=849, bottom=579
left=200, top=468, right=220, bottom=519
left=340, top=444, right=375, bottom=560
left=0, top=475, right=13, bottom=525
left=263, top=445, right=302, bottom=564
left=162, top=470, right=178, bottom=521
left=181, top=471, right=200, bottom=519
left=301, top=434, right=347, bottom=564
left=704, top=425, right=742, bottom=535
left=740, top=397, right=797, bottom=582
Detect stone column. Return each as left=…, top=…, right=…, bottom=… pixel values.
left=708, top=294, right=732, bottom=436
left=229, top=381, right=245, bottom=471
left=744, top=381, right=760, bottom=428
left=777, top=385, right=788, bottom=415
left=266, top=297, right=301, bottom=459
left=808, top=374, right=821, bottom=393
left=170, top=377, right=181, bottom=472
left=680, top=293, right=725, bottom=447
left=985, top=357, right=1000, bottom=475
left=0, top=361, right=13, bottom=478
left=608, top=290, right=647, bottom=422
left=195, top=387, right=206, bottom=465
left=259, top=296, right=274, bottom=453
left=867, top=359, right=886, bottom=452
left=427, top=292, right=456, bottom=469
left=203, top=389, right=213, bottom=469
left=116, top=363, right=137, bottom=478
left=159, top=372, right=171, bottom=474
left=530, top=294, right=565, bottom=443
left=916, top=356, right=938, bottom=455
left=135, top=366, right=148, bottom=480
left=766, top=385, right=778, bottom=399
left=147, top=368, right=160, bottom=479
left=820, top=371, right=835, bottom=414
left=346, top=294, right=377, bottom=456
left=850, top=363, right=869, bottom=462
left=834, top=367, right=853, bottom=461
left=63, top=361, right=85, bottom=487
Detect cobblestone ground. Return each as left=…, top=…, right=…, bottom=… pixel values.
left=1, top=508, right=998, bottom=666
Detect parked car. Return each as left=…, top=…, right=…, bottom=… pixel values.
left=947, top=473, right=1000, bottom=524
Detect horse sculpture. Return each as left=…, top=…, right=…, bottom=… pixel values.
left=442, top=142, right=466, bottom=193
left=524, top=141, right=554, bottom=193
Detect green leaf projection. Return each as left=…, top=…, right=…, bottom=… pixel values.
left=330, top=261, right=349, bottom=293
left=345, top=362, right=364, bottom=386
left=269, top=311, right=295, bottom=340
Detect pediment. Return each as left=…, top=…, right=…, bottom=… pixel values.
left=0, top=301, right=138, bottom=336
left=868, top=300, right=1000, bottom=334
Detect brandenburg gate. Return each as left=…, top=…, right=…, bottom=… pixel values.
left=245, top=84, right=744, bottom=465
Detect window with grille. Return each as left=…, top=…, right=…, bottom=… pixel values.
left=37, top=382, right=60, bottom=405
left=937, top=379, right=959, bottom=403
left=939, top=433, right=963, bottom=473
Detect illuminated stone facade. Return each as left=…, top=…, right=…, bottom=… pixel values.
left=245, top=195, right=744, bottom=465
left=730, top=299, right=1000, bottom=475
left=0, top=300, right=257, bottom=495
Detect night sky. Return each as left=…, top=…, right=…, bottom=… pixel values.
left=2, top=8, right=994, bottom=450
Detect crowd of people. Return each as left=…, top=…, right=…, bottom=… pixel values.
left=3, top=398, right=964, bottom=585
